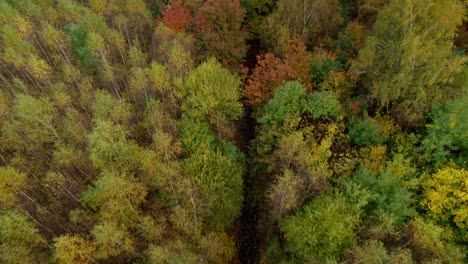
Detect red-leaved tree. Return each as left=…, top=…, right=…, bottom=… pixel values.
left=246, top=37, right=311, bottom=107
left=162, top=0, right=192, bottom=33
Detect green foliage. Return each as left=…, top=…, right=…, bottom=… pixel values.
left=422, top=97, right=468, bottom=168
left=65, top=24, right=94, bottom=69
left=82, top=171, right=148, bottom=225
left=92, top=90, right=132, bottom=124
left=183, top=145, right=244, bottom=227
left=348, top=117, right=383, bottom=146
left=350, top=167, right=414, bottom=227
left=281, top=192, right=361, bottom=261
left=305, top=91, right=342, bottom=120
left=253, top=81, right=309, bottom=158
left=179, top=118, right=242, bottom=162
left=0, top=0, right=466, bottom=262
left=258, top=81, right=342, bottom=128
left=309, top=50, right=341, bottom=85
left=258, top=81, right=307, bottom=127
left=2, top=94, right=57, bottom=151
left=0, top=212, right=44, bottom=264
left=88, top=120, right=142, bottom=172
left=180, top=58, right=243, bottom=128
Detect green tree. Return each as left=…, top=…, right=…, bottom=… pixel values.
left=88, top=120, right=142, bottom=172
left=82, top=171, right=148, bottom=226
left=422, top=97, right=467, bottom=168
left=349, top=167, right=414, bottom=227
left=183, top=145, right=244, bottom=227
left=349, top=240, right=389, bottom=264
left=180, top=58, right=243, bottom=136
left=348, top=116, right=384, bottom=146
left=281, top=192, right=361, bottom=262
left=0, top=212, right=45, bottom=264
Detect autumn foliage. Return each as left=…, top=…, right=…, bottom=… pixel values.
left=161, top=0, right=192, bottom=33
left=246, top=37, right=311, bottom=107
left=194, top=0, right=248, bottom=70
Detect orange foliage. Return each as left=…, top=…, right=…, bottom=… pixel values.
left=162, top=0, right=192, bottom=33
left=246, top=37, right=311, bottom=107
left=284, top=37, right=312, bottom=90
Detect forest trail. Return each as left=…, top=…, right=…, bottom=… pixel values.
left=237, top=39, right=262, bottom=264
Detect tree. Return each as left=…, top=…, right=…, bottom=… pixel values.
left=82, top=171, right=148, bottom=226
left=422, top=97, right=467, bottom=168
left=161, top=0, right=192, bottom=33
left=92, top=90, right=132, bottom=124
left=270, top=131, right=333, bottom=190
left=91, top=221, right=135, bottom=259
left=349, top=240, right=389, bottom=264
left=194, top=0, right=248, bottom=70
left=257, top=81, right=308, bottom=127
left=422, top=167, right=467, bottom=243
left=355, top=0, right=389, bottom=28
left=349, top=167, right=414, bottom=227
left=281, top=192, right=361, bottom=261
left=53, top=235, right=96, bottom=264
left=266, top=169, right=304, bottom=219
left=305, top=90, right=342, bottom=120
left=0, top=212, right=45, bottom=264
left=2, top=94, right=59, bottom=162
left=180, top=58, right=243, bottom=135
left=183, top=145, right=244, bottom=227
left=404, top=218, right=465, bottom=263
left=0, top=167, right=27, bottom=209
left=260, top=0, right=344, bottom=48
left=352, top=0, right=465, bottom=126
left=348, top=116, right=384, bottom=146
left=88, top=120, right=142, bottom=172
left=246, top=38, right=311, bottom=107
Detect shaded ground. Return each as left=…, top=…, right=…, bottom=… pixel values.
left=237, top=105, right=260, bottom=264
left=237, top=39, right=262, bottom=264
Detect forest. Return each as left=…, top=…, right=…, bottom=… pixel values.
left=0, top=0, right=466, bottom=263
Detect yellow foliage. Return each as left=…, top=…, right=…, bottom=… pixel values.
left=0, top=167, right=27, bottom=209
left=28, top=55, right=52, bottom=82
left=360, top=145, right=387, bottom=174
left=422, top=167, right=468, bottom=241
left=375, top=115, right=398, bottom=140
left=90, top=0, right=108, bottom=14
left=16, top=17, right=33, bottom=38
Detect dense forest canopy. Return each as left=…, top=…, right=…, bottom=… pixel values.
left=0, top=0, right=466, bottom=263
